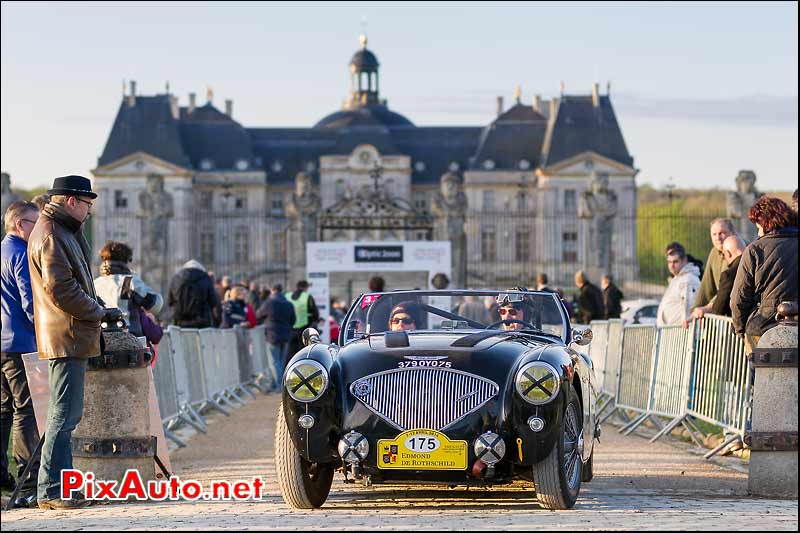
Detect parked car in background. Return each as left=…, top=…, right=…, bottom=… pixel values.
left=620, top=299, right=660, bottom=325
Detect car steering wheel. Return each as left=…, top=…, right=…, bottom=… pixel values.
left=485, top=319, right=538, bottom=330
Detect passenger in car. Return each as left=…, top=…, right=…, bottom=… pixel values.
left=388, top=302, right=424, bottom=332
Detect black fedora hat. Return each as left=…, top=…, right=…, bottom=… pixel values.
left=47, top=175, right=97, bottom=199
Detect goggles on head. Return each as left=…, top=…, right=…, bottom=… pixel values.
left=496, top=292, right=525, bottom=305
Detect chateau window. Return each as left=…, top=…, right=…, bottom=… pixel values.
left=199, top=230, right=215, bottom=266
left=271, top=229, right=286, bottom=262
left=234, top=192, right=247, bottom=210
left=111, top=228, right=128, bottom=242
left=198, top=191, right=213, bottom=210
left=562, top=231, right=578, bottom=263
left=483, top=190, right=495, bottom=211
left=413, top=191, right=427, bottom=211
left=335, top=180, right=345, bottom=201
left=482, top=228, right=497, bottom=262
left=271, top=193, right=284, bottom=215
left=114, top=190, right=128, bottom=209
left=564, top=190, right=577, bottom=213
left=234, top=226, right=249, bottom=264
left=517, top=192, right=527, bottom=211
left=515, top=230, right=530, bottom=262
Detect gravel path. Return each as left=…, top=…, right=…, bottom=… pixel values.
left=2, top=392, right=796, bottom=530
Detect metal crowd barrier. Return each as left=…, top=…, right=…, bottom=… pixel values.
left=686, top=315, right=749, bottom=457
left=587, top=314, right=751, bottom=459
left=603, top=324, right=659, bottom=434
left=246, top=325, right=279, bottom=391
left=152, top=324, right=277, bottom=447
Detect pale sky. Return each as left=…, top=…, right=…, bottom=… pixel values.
left=1, top=1, right=797, bottom=191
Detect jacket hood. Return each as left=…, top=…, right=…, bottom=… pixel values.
left=178, top=267, right=209, bottom=282
left=679, top=262, right=701, bottom=278
left=182, top=259, right=206, bottom=272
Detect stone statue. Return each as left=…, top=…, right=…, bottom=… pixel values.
left=727, top=170, right=760, bottom=243
left=1, top=173, right=22, bottom=238
left=287, top=172, right=321, bottom=281
left=579, top=171, right=618, bottom=276
left=137, top=174, right=174, bottom=300
left=431, top=172, right=467, bottom=289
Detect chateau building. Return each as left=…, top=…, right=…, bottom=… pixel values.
left=92, top=35, right=638, bottom=297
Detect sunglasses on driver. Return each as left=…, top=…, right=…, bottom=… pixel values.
left=498, top=307, right=522, bottom=317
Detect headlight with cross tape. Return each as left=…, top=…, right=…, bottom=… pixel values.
left=515, top=361, right=560, bottom=405
left=284, top=360, right=329, bottom=402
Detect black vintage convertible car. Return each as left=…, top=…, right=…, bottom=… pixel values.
left=275, top=290, right=597, bottom=510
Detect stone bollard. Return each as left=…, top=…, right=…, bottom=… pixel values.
left=71, top=315, right=156, bottom=497
left=746, top=301, right=798, bottom=499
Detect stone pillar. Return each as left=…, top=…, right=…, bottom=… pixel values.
left=72, top=321, right=156, bottom=494
left=286, top=172, right=320, bottom=284
left=431, top=172, right=467, bottom=289
left=746, top=302, right=798, bottom=498
left=726, top=170, right=760, bottom=244
left=137, top=175, right=174, bottom=306
left=579, top=170, right=618, bottom=282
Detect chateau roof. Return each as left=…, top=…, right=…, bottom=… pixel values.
left=98, top=95, right=190, bottom=168
left=541, top=95, right=633, bottom=168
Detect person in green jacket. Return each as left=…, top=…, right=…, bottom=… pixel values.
left=692, top=218, right=735, bottom=312
left=286, top=280, right=320, bottom=357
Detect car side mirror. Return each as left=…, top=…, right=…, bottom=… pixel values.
left=572, top=325, right=593, bottom=346
left=302, top=328, right=321, bottom=346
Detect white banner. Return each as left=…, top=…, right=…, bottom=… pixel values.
left=306, top=241, right=452, bottom=343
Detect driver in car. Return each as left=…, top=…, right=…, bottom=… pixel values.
left=496, top=289, right=535, bottom=331
left=388, top=302, right=424, bottom=332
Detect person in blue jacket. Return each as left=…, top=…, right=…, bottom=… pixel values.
left=1, top=200, right=41, bottom=506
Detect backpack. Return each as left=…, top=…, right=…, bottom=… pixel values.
left=175, top=277, right=208, bottom=323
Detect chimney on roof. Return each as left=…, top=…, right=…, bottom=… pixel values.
left=592, top=82, right=600, bottom=107
left=170, top=95, right=180, bottom=120
left=549, top=98, right=558, bottom=122
left=496, top=96, right=504, bottom=116
left=225, top=99, right=233, bottom=117
left=188, top=92, right=196, bottom=114
left=128, top=80, right=136, bottom=107
left=533, top=94, right=542, bottom=112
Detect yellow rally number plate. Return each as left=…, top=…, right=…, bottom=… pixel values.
left=377, top=429, right=467, bottom=470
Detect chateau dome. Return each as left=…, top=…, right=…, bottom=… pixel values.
left=314, top=105, right=414, bottom=130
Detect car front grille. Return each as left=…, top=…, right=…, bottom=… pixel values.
left=350, top=367, right=500, bottom=431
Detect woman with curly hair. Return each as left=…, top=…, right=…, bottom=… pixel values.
left=731, top=196, right=798, bottom=349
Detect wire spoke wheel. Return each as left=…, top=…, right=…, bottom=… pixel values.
left=532, top=384, right=583, bottom=509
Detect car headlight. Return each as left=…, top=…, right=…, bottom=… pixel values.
left=285, top=360, right=329, bottom=403
left=515, top=361, right=560, bottom=405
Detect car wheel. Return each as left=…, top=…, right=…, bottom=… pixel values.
left=532, top=385, right=583, bottom=509
left=275, top=403, right=334, bottom=509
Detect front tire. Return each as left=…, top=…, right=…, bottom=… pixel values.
left=532, top=385, right=583, bottom=509
left=275, top=404, right=334, bottom=509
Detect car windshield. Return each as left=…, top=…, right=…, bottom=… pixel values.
left=342, top=290, right=568, bottom=344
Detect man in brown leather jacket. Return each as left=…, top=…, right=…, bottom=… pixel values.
left=27, top=176, right=116, bottom=510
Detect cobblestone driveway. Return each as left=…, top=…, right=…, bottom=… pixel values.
left=2, top=393, right=797, bottom=530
